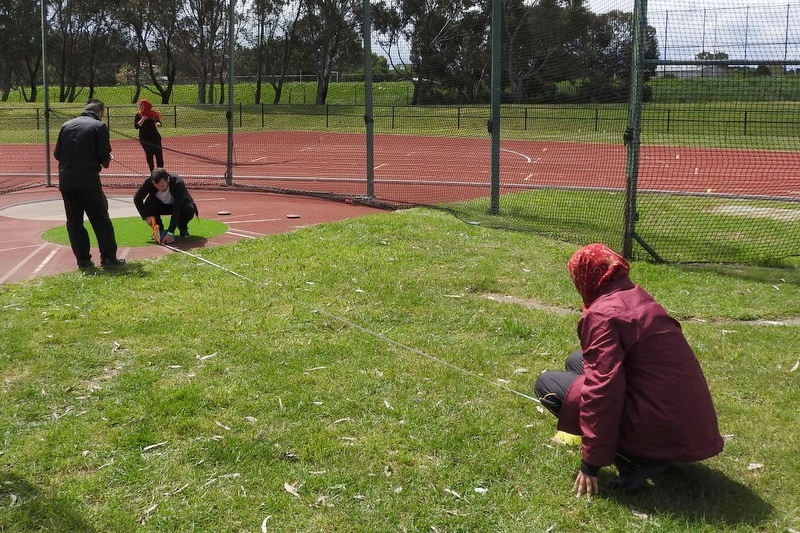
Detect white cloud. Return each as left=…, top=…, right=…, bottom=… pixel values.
left=587, top=0, right=800, bottom=61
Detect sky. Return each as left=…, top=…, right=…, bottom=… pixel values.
left=586, top=0, right=800, bottom=61
left=374, top=0, right=800, bottom=66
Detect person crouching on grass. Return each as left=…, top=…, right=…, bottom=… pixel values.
left=133, top=168, right=198, bottom=244
left=535, top=243, right=724, bottom=497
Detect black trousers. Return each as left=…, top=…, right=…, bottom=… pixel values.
left=534, top=350, right=584, bottom=417
left=534, top=350, right=670, bottom=476
left=141, top=196, right=196, bottom=232
left=140, top=139, right=164, bottom=172
left=60, top=188, right=118, bottom=264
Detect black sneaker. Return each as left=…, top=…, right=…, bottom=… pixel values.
left=612, top=457, right=670, bottom=493
left=179, top=227, right=190, bottom=237
left=100, top=258, right=127, bottom=268
left=77, top=260, right=95, bottom=270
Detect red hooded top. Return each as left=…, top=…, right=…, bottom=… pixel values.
left=137, top=99, right=161, bottom=121
left=558, top=244, right=724, bottom=467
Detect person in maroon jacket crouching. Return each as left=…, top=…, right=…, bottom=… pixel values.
left=535, top=243, right=724, bottom=497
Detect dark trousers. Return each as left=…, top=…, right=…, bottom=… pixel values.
left=60, top=188, right=118, bottom=264
left=534, top=350, right=584, bottom=417
left=140, top=139, right=164, bottom=172
left=535, top=350, right=670, bottom=476
left=142, top=196, right=196, bottom=232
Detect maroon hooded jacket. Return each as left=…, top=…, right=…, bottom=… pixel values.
left=558, top=275, right=724, bottom=468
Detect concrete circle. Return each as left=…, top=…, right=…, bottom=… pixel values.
left=0, top=196, right=139, bottom=221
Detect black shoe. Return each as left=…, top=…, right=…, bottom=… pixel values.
left=100, top=258, right=126, bottom=268
left=613, top=457, right=670, bottom=493
left=77, top=260, right=95, bottom=270
left=179, top=226, right=190, bottom=237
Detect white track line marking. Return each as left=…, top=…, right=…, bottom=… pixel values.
left=225, top=218, right=281, bottom=224
left=31, top=248, right=59, bottom=276
left=226, top=230, right=259, bottom=239
left=0, top=244, right=44, bottom=252
left=0, top=243, right=49, bottom=284
left=500, top=148, right=532, bottom=163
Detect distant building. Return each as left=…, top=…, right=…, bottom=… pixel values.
left=656, top=65, right=731, bottom=78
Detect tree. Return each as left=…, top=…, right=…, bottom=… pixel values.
left=46, top=0, right=123, bottom=102
left=118, top=0, right=184, bottom=104
left=295, top=0, right=362, bottom=105
left=570, top=9, right=658, bottom=102
left=502, top=0, right=592, bottom=103
left=0, top=0, right=41, bottom=102
left=48, top=0, right=87, bottom=102
left=180, top=0, right=230, bottom=104
left=83, top=2, right=127, bottom=100
left=696, top=50, right=728, bottom=61
left=240, top=0, right=297, bottom=104
left=373, top=0, right=478, bottom=104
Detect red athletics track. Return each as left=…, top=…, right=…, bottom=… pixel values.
left=3, top=131, right=800, bottom=200
left=2, top=132, right=799, bottom=283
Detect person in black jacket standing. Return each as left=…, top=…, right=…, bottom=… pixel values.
left=133, top=168, right=198, bottom=244
left=134, top=99, right=164, bottom=172
left=54, top=99, right=125, bottom=269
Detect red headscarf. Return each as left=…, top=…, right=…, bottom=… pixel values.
left=567, top=243, right=630, bottom=307
left=138, top=99, right=161, bottom=121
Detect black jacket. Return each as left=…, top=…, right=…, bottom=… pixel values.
left=134, top=113, right=162, bottom=143
left=133, top=174, right=198, bottom=234
left=54, top=111, right=112, bottom=190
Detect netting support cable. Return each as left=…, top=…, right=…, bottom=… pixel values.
left=633, top=233, right=664, bottom=263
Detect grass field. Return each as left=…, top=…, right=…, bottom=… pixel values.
left=3, top=79, right=800, bottom=148
left=455, top=191, right=800, bottom=264
left=1, top=208, right=799, bottom=532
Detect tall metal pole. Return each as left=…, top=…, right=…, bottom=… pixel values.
left=489, top=0, right=501, bottom=214
left=363, top=0, right=375, bottom=198
left=621, top=0, right=646, bottom=258
left=225, top=0, right=235, bottom=185
left=41, top=0, right=52, bottom=186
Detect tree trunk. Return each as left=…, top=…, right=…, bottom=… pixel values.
left=315, top=73, right=329, bottom=105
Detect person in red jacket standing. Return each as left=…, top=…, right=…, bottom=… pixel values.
left=134, top=99, right=164, bottom=171
left=535, top=243, right=724, bottom=496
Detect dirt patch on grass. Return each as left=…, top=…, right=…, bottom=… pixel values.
left=482, top=293, right=800, bottom=326
left=711, top=205, right=800, bottom=222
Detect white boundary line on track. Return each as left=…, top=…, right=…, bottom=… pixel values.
left=0, top=243, right=49, bottom=284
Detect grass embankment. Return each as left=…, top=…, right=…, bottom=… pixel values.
left=3, top=78, right=800, bottom=148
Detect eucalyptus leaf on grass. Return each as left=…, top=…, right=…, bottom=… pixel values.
left=1, top=208, right=799, bottom=532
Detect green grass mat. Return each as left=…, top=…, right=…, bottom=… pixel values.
left=41, top=216, right=228, bottom=247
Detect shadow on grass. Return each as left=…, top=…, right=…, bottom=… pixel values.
left=607, top=463, right=773, bottom=528
left=141, top=235, right=210, bottom=252
left=166, top=235, right=210, bottom=251
left=0, top=472, right=97, bottom=532
left=77, top=238, right=211, bottom=278
left=80, top=261, right=147, bottom=278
